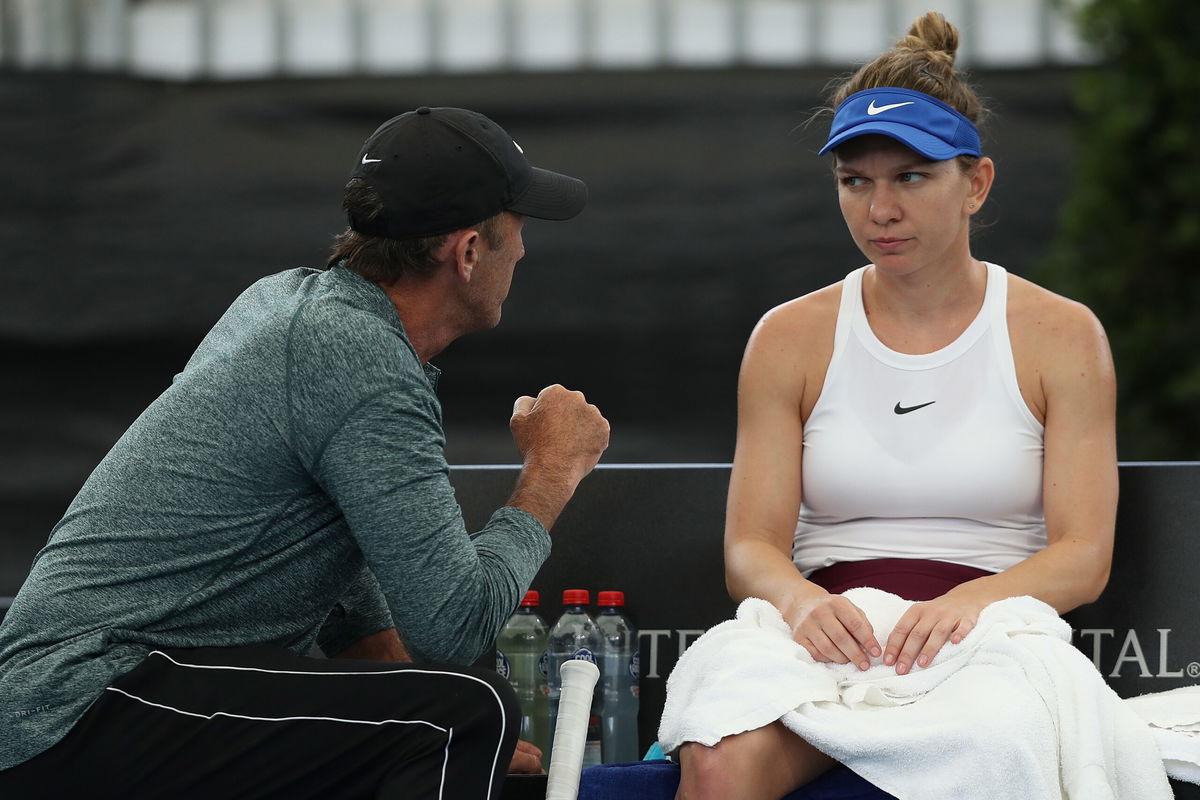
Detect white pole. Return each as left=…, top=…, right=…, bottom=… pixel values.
left=545, top=659, right=600, bottom=800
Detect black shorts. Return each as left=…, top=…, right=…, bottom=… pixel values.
left=0, top=645, right=519, bottom=799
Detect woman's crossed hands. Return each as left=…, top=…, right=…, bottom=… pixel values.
left=787, top=589, right=987, bottom=675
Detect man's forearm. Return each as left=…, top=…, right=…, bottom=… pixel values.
left=505, top=461, right=580, bottom=532
left=333, top=628, right=413, bottom=662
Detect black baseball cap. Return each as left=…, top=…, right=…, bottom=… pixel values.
left=348, top=106, right=588, bottom=240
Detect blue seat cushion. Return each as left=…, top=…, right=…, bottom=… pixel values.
left=579, top=760, right=898, bottom=799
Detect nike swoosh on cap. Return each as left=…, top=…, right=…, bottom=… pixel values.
left=361, top=154, right=382, bottom=164
left=894, top=401, right=936, bottom=415
left=866, top=100, right=916, bottom=116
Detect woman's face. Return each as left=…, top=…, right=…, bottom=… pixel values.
left=833, top=134, right=987, bottom=276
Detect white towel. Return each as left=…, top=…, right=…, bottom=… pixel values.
left=1125, top=686, right=1200, bottom=785
left=659, top=589, right=1198, bottom=800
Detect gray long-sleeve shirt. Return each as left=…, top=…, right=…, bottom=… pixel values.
left=0, top=264, right=551, bottom=770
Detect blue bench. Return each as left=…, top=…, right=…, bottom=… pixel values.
left=580, top=760, right=892, bottom=799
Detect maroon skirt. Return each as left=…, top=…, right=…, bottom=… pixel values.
left=807, top=558, right=994, bottom=602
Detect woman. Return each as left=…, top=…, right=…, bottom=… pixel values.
left=668, top=12, right=1118, bottom=799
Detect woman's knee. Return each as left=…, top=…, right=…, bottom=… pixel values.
left=675, top=723, right=834, bottom=800
left=677, top=733, right=769, bottom=797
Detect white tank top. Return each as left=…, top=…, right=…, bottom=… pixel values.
left=793, top=263, right=1046, bottom=576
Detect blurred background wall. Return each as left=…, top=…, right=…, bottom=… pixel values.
left=2, top=0, right=1196, bottom=588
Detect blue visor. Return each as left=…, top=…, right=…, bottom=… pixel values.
left=819, top=87, right=981, bottom=160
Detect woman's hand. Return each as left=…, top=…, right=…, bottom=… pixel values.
left=883, top=590, right=988, bottom=674
left=786, top=593, right=882, bottom=672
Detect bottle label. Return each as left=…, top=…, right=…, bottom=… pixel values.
left=571, top=648, right=597, bottom=664
left=629, top=651, right=640, bottom=682
left=495, top=651, right=511, bottom=680
left=583, top=735, right=602, bottom=768
left=538, top=650, right=550, bottom=680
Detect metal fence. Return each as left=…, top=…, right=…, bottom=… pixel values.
left=2, top=0, right=1093, bottom=79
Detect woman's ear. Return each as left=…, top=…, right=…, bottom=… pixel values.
left=965, top=156, right=995, bottom=215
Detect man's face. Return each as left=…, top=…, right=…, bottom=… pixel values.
left=465, top=211, right=526, bottom=330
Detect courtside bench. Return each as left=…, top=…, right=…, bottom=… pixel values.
left=3, top=463, right=1197, bottom=797
left=447, top=463, right=1200, bottom=800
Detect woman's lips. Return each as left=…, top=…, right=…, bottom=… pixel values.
left=872, top=237, right=910, bottom=253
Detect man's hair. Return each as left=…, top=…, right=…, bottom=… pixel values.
left=328, top=178, right=506, bottom=284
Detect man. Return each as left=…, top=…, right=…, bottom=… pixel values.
left=0, top=106, right=609, bottom=798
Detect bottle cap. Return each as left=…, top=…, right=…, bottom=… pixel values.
left=562, top=589, right=590, bottom=605
left=520, top=590, right=539, bottom=606
left=597, top=590, right=625, bottom=607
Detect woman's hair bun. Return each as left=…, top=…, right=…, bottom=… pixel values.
left=827, top=10, right=984, bottom=127
left=895, top=11, right=960, bottom=64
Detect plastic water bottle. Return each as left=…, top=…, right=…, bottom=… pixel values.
left=547, top=589, right=603, bottom=768
left=596, top=590, right=640, bottom=763
left=495, top=590, right=550, bottom=769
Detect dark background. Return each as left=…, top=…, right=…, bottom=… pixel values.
left=2, top=66, right=1075, bottom=578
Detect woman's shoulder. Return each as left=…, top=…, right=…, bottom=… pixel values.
left=738, top=279, right=846, bottom=418
left=754, top=280, right=845, bottom=344
left=739, top=280, right=846, bottom=411
left=1006, top=271, right=1109, bottom=342
left=1006, top=272, right=1114, bottom=392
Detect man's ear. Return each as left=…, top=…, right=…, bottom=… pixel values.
left=449, top=229, right=481, bottom=283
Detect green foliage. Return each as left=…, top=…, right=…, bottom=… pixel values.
left=1039, top=0, right=1200, bottom=459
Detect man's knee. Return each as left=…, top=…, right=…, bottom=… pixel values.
left=446, top=664, right=520, bottom=739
